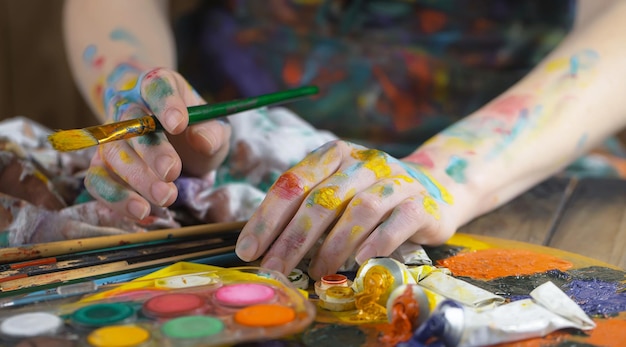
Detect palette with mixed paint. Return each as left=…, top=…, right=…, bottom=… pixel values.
left=0, top=262, right=315, bottom=347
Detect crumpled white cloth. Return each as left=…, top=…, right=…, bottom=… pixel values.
left=0, top=107, right=337, bottom=247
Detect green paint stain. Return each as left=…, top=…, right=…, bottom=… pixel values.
left=144, top=77, right=174, bottom=113
left=137, top=133, right=161, bottom=146
left=87, top=171, right=128, bottom=203
left=445, top=155, right=468, bottom=183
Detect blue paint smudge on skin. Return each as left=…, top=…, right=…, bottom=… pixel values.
left=445, top=155, right=467, bottom=183
left=82, top=45, right=97, bottom=64
left=565, top=279, right=626, bottom=317
left=103, top=65, right=148, bottom=118
left=487, top=108, right=530, bottom=159
left=572, top=49, right=600, bottom=71
left=569, top=55, right=579, bottom=77
left=110, top=28, right=141, bottom=46
left=395, top=159, right=448, bottom=204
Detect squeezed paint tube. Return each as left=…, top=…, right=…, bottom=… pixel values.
left=351, top=257, right=417, bottom=321
left=390, top=241, right=433, bottom=266
left=417, top=271, right=505, bottom=311
left=399, top=281, right=596, bottom=347
left=352, top=257, right=417, bottom=294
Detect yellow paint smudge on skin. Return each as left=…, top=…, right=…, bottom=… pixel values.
left=545, top=58, right=568, bottom=72
left=422, top=196, right=440, bottom=220
left=351, top=225, right=364, bottom=237
left=352, top=149, right=392, bottom=179
left=322, top=146, right=339, bottom=166
left=422, top=171, right=454, bottom=205
left=393, top=175, right=414, bottom=185
left=371, top=185, right=386, bottom=197
left=120, top=76, right=138, bottom=91
left=119, top=150, right=133, bottom=164
left=351, top=197, right=362, bottom=206
left=299, top=215, right=312, bottom=231
left=332, top=172, right=349, bottom=180
left=312, top=186, right=343, bottom=210
left=442, top=137, right=480, bottom=149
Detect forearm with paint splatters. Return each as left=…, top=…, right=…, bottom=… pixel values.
left=404, top=2, right=626, bottom=228
left=63, top=0, right=174, bottom=121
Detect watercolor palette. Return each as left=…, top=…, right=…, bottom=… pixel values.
left=0, top=262, right=315, bottom=347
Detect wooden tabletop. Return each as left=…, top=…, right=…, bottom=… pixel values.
left=459, top=176, right=626, bottom=270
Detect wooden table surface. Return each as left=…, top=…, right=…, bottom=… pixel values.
left=459, top=176, right=626, bottom=270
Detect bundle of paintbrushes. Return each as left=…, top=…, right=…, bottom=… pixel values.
left=0, top=221, right=247, bottom=298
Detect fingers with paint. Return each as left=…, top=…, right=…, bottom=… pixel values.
left=235, top=140, right=457, bottom=280
left=85, top=65, right=231, bottom=220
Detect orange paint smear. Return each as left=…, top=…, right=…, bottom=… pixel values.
left=273, top=172, right=305, bottom=200
left=585, top=318, right=626, bottom=346
left=438, top=249, right=573, bottom=280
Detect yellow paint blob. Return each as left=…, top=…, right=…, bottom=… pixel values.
left=351, top=225, right=364, bottom=236
left=312, top=186, right=343, bottom=210
left=351, top=197, right=363, bottom=206
left=545, top=58, right=568, bottom=72
left=354, top=265, right=394, bottom=321
left=299, top=215, right=313, bottom=231
left=119, top=150, right=133, bottom=164
left=393, top=175, right=414, bottom=184
left=120, top=76, right=138, bottom=91
left=87, top=325, right=150, bottom=347
left=352, top=149, right=392, bottom=179
left=422, top=196, right=440, bottom=220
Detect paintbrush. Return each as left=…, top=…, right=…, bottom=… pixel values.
left=48, top=85, right=319, bottom=151
left=0, top=220, right=246, bottom=264
left=0, top=243, right=236, bottom=292
left=0, top=236, right=236, bottom=282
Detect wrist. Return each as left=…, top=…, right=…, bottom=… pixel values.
left=401, top=147, right=495, bottom=229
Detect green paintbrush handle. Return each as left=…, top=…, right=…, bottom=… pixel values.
left=154, top=85, right=319, bottom=130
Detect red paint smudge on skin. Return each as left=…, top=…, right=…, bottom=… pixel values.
left=144, top=70, right=159, bottom=80
left=484, top=94, right=533, bottom=120
left=438, top=249, right=573, bottom=280
left=92, top=56, right=105, bottom=70
left=403, top=151, right=434, bottom=169
left=273, top=172, right=304, bottom=200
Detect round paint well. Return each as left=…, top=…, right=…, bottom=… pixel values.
left=161, top=315, right=224, bottom=339
left=321, top=274, right=348, bottom=286
left=87, top=325, right=150, bottom=347
left=71, top=302, right=135, bottom=328
left=214, top=283, right=276, bottom=307
left=0, top=312, right=63, bottom=338
left=155, top=274, right=217, bottom=289
left=234, top=304, right=296, bottom=327
left=142, top=293, right=206, bottom=318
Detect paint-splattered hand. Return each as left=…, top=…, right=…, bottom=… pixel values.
left=235, top=140, right=457, bottom=280
left=84, top=67, right=231, bottom=220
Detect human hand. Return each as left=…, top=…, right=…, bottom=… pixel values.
left=235, top=140, right=459, bottom=280
left=84, top=67, right=231, bottom=220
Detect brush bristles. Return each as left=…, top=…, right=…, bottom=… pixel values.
left=48, top=129, right=99, bottom=152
